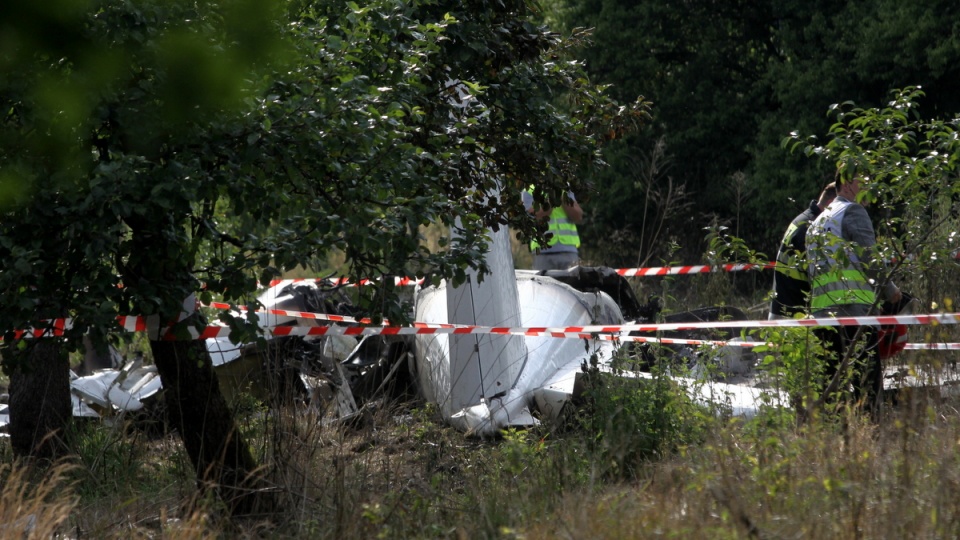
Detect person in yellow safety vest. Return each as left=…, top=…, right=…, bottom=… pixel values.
left=768, top=182, right=836, bottom=319
left=522, top=187, right=583, bottom=271
left=805, top=167, right=901, bottom=415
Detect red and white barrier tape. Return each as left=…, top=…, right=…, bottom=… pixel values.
left=608, top=335, right=960, bottom=350
left=203, top=301, right=465, bottom=329
left=202, top=302, right=960, bottom=340
left=198, top=304, right=960, bottom=349
left=266, top=264, right=774, bottom=288
left=9, top=316, right=147, bottom=340
left=200, top=304, right=960, bottom=336
left=9, top=316, right=960, bottom=353
left=615, top=262, right=775, bottom=277
left=903, top=343, right=960, bottom=350
left=175, top=312, right=960, bottom=341
left=8, top=319, right=68, bottom=340
left=6, top=307, right=473, bottom=341
left=9, top=310, right=960, bottom=349
left=177, top=324, right=960, bottom=354
left=205, top=301, right=373, bottom=325
left=604, top=334, right=764, bottom=347
left=16, top=311, right=960, bottom=339
left=266, top=251, right=960, bottom=288
left=268, top=276, right=425, bottom=288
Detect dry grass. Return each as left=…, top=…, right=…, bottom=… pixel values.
left=525, top=398, right=960, bottom=540
left=0, top=461, right=78, bottom=539
left=6, top=377, right=960, bottom=539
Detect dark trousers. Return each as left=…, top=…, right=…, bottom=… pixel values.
left=814, top=325, right=882, bottom=413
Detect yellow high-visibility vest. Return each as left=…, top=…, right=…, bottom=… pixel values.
left=530, top=206, right=580, bottom=251
left=807, top=200, right=876, bottom=310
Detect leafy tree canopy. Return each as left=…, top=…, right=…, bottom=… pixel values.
left=0, top=0, right=648, bottom=359
left=553, top=0, right=960, bottom=263
left=786, top=87, right=960, bottom=278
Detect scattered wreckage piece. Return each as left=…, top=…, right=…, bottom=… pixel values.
left=883, top=358, right=960, bottom=401
left=0, top=353, right=160, bottom=436
left=623, top=305, right=756, bottom=378
left=205, top=281, right=412, bottom=421
left=2, top=282, right=405, bottom=435
left=69, top=355, right=162, bottom=415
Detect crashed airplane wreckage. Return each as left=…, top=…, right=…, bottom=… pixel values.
left=201, top=229, right=788, bottom=435
left=0, top=267, right=775, bottom=437
left=411, top=228, right=784, bottom=436
left=2, top=235, right=953, bottom=437
left=204, top=264, right=783, bottom=436
left=414, top=269, right=777, bottom=435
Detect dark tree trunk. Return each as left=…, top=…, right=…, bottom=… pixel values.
left=150, top=337, right=276, bottom=516
left=7, top=340, right=71, bottom=460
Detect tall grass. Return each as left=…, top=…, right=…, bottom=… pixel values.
left=6, top=363, right=960, bottom=538
left=526, top=399, right=960, bottom=539
left=0, top=461, right=77, bottom=538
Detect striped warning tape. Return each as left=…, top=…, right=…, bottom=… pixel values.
left=8, top=316, right=960, bottom=353
left=161, top=312, right=960, bottom=341
left=268, top=276, right=425, bottom=288
left=615, top=262, right=775, bottom=277
left=13, top=311, right=960, bottom=340
left=8, top=318, right=68, bottom=339
left=265, top=264, right=774, bottom=288
left=8, top=309, right=960, bottom=348
left=8, top=315, right=146, bottom=340
left=267, top=251, right=960, bottom=288
left=203, top=301, right=462, bottom=329
left=165, top=325, right=960, bottom=355
left=903, top=343, right=960, bottom=350
left=205, top=301, right=372, bottom=325
left=202, top=303, right=960, bottom=338
left=267, top=264, right=774, bottom=287
left=118, top=316, right=148, bottom=332
left=198, top=305, right=960, bottom=350
left=6, top=306, right=466, bottom=341
left=592, top=334, right=960, bottom=350
left=199, top=303, right=960, bottom=337
left=256, top=312, right=960, bottom=334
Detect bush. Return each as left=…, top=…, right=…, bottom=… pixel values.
left=572, top=356, right=714, bottom=480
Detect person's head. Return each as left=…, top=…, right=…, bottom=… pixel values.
left=817, top=182, right=837, bottom=209
left=834, top=162, right=864, bottom=201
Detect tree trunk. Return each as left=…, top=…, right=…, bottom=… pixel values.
left=7, top=340, right=71, bottom=460
left=150, top=337, right=276, bottom=516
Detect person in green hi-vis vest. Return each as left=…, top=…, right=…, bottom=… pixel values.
left=768, top=182, right=836, bottom=320
left=522, top=188, right=583, bottom=271
left=806, top=166, right=901, bottom=416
